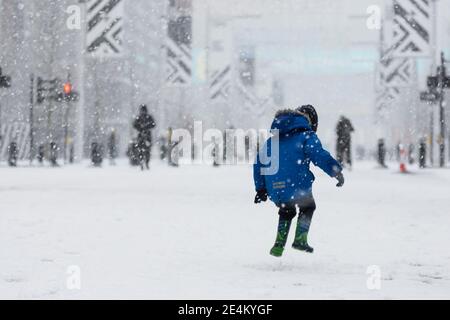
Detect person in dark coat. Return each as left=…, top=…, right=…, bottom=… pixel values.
left=108, top=129, right=118, bottom=165
left=158, top=136, right=168, bottom=160
left=49, top=142, right=59, bottom=167
left=419, top=138, right=427, bottom=169
left=167, top=127, right=180, bottom=167
left=133, top=104, right=156, bottom=170
left=408, top=143, right=415, bottom=164
left=395, top=142, right=401, bottom=162
left=377, top=138, right=388, bottom=168
left=336, top=115, right=354, bottom=169
left=8, top=142, right=18, bottom=167
left=37, top=144, right=45, bottom=165
left=91, top=142, right=103, bottom=167
left=254, top=105, right=344, bottom=257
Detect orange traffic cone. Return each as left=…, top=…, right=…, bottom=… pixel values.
left=399, top=162, right=407, bottom=173
left=399, top=144, right=408, bottom=173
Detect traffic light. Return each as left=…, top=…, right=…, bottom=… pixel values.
left=420, top=90, right=440, bottom=103
left=427, top=76, right=450, bottom=90
left=36, top=77, right=80, bottom=103
left=63, top=82, right=72, bottom=95
left=0, top=67, right=11, bottom=88
left=37, top=77, right=59, bottom=104
left=56, top=82, right=79, bottom=102
left=427, top=64, right=450, bottom=90
left=427, top=76, right=438, bottom=89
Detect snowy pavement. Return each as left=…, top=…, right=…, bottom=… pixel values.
left=1, top=160, right=450, bottom=299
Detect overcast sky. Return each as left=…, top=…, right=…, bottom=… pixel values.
left=198, top=0, right=450, bottom=146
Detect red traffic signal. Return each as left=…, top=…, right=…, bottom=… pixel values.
left=63, top=82, right=72, bottom=95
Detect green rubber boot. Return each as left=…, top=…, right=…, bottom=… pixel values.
left=292, top=215, right=314, bottom=253
left=270, top=219, right=292, bottom=257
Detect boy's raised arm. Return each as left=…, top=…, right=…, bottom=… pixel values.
left=304, top=132, right=342, bottom=179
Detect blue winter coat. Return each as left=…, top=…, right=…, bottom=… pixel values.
left=253, top=111, right=342, bottom=206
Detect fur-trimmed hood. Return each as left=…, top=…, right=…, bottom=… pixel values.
left=271, top=109, right=312, bottom=135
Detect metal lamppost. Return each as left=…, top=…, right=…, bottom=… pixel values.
left=422, top=52, right=450, bottom=167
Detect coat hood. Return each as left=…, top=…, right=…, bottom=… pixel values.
left=271, top=109, right=312, bottom=135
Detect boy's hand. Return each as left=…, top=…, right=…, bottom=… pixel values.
left=335, top=172, right=345, bottom=187
left=254, top=189, right=268, bottom=203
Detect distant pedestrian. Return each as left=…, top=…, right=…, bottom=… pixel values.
left=408, top=144, right=415, bottom=165
left=158, top=136, right=168, bottom=160
left=377, top=138, right=388, bottom=168
left=127, top=138, right=140, bottom=166
left=336, top=115, right=354, bottom=169
left=108, top=129, right=118, bottom=165
left=69, top=144, right=75, bottom=164
left=167, top=127, right=179, bottom=167
left=211, top=139, right=220, bottom=167
left=37, top=145, right=45, bottom=165
left=8, top=142, right=18, bottom=167
left=49, top=142, right=59, bottom=167
left=395, top=142, right=401, bottom=162
left=419, top=138, right=427, bottom=169
left=133, top=104, right=156, bottom=170
left=91, top=142, right=103, bottom=167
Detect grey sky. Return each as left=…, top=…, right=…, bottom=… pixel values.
left=201, top=0, right=450, bottom=146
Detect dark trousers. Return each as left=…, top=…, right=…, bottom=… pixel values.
left=337, top=143, right=352, bottom=167
left=271, top=195, right=316, bottom=248
left=278, top=196, right=316, bottom=222
left=137, top=137, right=152, bottom=169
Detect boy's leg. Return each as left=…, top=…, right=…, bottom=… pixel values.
left=292, top=196, right=316, bottom=253
left=270, top=204, right=296, bottom=257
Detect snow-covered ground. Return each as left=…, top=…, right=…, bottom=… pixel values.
left=1, top=160, right=449, bottom=299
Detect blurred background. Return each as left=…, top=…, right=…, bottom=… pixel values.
left=0, top=0, right=450, bottom=166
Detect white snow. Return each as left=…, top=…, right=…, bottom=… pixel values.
left=1, top=160, right=450, bottom=299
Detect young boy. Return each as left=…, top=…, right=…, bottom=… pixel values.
left=253, top=105, right=345, bottom=257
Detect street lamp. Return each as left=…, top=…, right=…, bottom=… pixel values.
left=424, top=52, right=450, bottom=167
